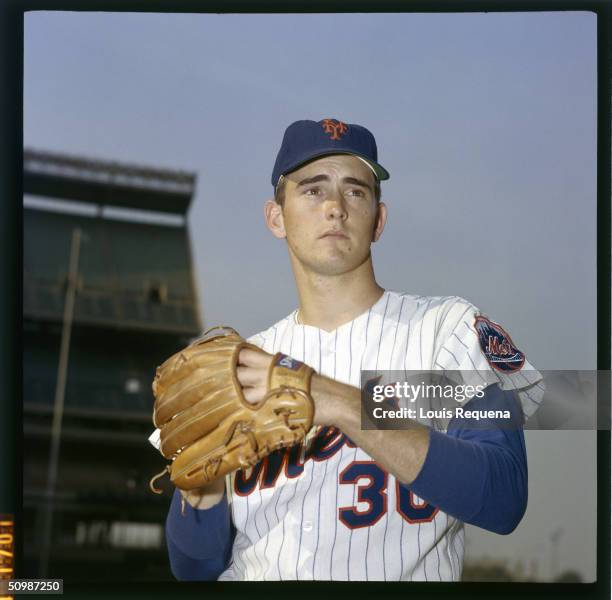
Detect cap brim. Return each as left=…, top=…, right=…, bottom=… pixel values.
left=282, top=150, right=390, bottom=184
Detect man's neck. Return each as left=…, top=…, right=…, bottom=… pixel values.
left=294, top=259, right=385, bottom=332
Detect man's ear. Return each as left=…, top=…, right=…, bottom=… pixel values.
left=264, top=199, right=286, bottom=239
left=372, top=201, right=388, bottom=242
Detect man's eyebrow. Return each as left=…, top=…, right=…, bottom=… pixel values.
left=342, top=176, right=373, bottom=189
left=296, top=174, right=373, bottom=189
left=296, top=174, right=330, bottom=187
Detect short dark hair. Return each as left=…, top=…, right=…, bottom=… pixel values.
left=274, top=176, right=381, bottom=208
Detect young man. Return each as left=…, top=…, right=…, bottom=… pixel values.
left=158, top=118, right=543, bottom=581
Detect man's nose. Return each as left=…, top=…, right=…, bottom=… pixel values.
left=324, top=190, right=348, bottom=221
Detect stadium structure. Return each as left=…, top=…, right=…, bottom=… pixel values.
left=23, top=149, right=201, bottom=580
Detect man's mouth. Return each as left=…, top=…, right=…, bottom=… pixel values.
left=320, top=231, right=348, bottom=239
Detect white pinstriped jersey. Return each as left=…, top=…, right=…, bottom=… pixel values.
left=217, top=291, right=543, bottom=581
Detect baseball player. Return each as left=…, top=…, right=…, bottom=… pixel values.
left=153, top=118, right=543, bottom=581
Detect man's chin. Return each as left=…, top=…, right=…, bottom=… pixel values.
left=305, top=254, right=368, bottom=277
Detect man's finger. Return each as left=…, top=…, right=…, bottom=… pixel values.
left=242, top=386, right=266, bottom=404
left=236, top=365, right=265, bottom=387
left=238, top=347, right=271, bottom=367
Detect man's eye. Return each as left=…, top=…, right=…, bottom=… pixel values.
left=305, top=188, right=320, bottom=196
left=347, top=189, right=365, bottom=197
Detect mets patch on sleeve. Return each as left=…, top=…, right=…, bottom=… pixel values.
left=474, top=315, right=525, bottom=373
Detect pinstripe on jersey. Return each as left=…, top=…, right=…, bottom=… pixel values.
left=217, top=291, right=543, bottom=581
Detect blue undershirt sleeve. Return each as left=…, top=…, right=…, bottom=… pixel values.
left=165, top=487, right=235, bottom=580
left=407, top=383, right=528, bottom=534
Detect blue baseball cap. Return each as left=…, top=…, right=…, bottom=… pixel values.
left=271, top=118, right=390, bottom=188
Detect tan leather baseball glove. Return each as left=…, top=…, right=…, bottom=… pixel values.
left=149, top=326, right=315, bottom=494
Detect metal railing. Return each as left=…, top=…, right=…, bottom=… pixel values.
left=23, top=280, right=199, bottom=333
left=24, top=377, right=152, bottom=414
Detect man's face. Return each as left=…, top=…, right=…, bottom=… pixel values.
left=273, top=154, right=386, bottom=277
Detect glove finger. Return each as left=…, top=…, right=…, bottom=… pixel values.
left=153, top=338, right=264, bottom=402
left=159, top=385, right=246, bottom=455
left=153, top=334, right=245, bottom=394
left=171, top=419, right=259, bottom=489
left=154, top=368, right=239, bottom=427
left=170, top=394, right=314, bottom=489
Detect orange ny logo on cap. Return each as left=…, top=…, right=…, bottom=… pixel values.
left=322, top=119, right=348, bottom=140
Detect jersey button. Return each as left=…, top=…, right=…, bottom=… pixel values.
left=303, top=521, right=313, bottom=532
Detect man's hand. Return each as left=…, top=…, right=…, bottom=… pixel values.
left=236, top=348, right=332, bottom=426
left=234, top=347, right=430, bottom=484
left=236, top=347, right=274, bottom=404
left=179, top=478, right=225, bottom=510
left=234, top=345, right=430, bottom=485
